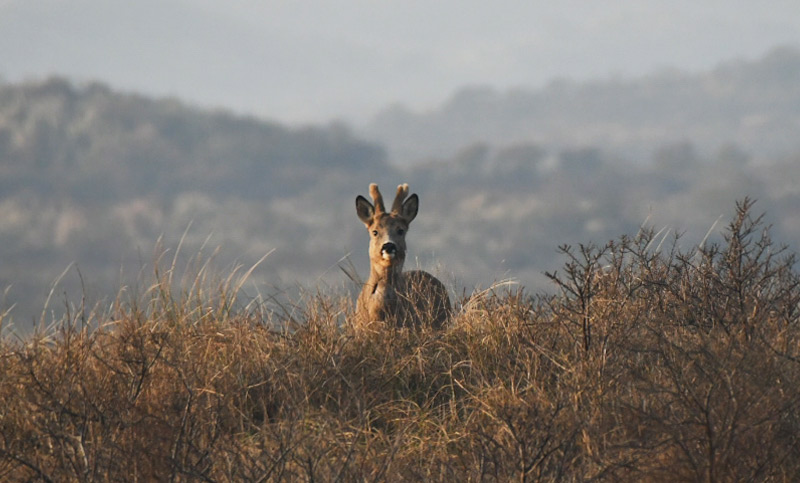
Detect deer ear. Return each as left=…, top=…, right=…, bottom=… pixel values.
left=355, top=195, right=375, bottom=225
left=401, top=193, right=418, bottom=222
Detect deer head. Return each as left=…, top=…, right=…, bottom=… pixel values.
left=355, top=183, right=419, bottom=276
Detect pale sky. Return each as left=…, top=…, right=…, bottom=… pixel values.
left=1, top=0, right=799, bottom=124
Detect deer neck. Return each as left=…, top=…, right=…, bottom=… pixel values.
left=367, top=261, right=404, bottom=290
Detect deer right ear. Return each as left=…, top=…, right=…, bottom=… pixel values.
left=401, top=193, right=419, bottom=223
left=355, top=195, right=375, bottom=225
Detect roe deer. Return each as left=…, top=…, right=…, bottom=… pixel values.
left=354, top=183, right=451, bottom=329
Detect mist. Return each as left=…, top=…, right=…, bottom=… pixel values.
left=0, top=2, right=799, bottom=330
left=2, top=1, right=799, bottom=123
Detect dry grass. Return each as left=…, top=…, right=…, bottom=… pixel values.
left=2, top=198, right=800, bottom=482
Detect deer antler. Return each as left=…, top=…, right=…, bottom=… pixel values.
left=391, top=184, right=409, bottom=214
left=369, top=183, right=386, bottom=214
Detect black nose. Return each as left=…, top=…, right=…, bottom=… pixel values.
left=381, top=243, right=397, bottom=255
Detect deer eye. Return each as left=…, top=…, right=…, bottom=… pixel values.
left=397, top=228, right=405, bottom=236
left=372, top=230, right=379, bottom=237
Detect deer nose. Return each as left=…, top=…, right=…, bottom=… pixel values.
left=381, top=242, right=398, bottom=259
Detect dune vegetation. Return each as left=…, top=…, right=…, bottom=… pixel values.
left=1, top=199, right=799, bottom=481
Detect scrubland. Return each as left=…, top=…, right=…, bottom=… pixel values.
left=1, top=199, right=799, bottom=482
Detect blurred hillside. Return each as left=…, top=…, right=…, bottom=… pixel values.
left=0, top=78, right=390, bottom=325
left=1, top=47, right=799, bottom=328
left=365, top=46, right=800, bottom=163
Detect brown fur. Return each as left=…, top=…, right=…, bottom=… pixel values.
left=354, top=183, right=451, bottom=329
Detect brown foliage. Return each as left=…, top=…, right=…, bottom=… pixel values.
left=1, top=199, right=799, bottom=481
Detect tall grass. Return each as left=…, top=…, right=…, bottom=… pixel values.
left=1, top=198, right=799, bottom=481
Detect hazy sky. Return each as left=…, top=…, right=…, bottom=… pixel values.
left=1, top=0, right=799, bottom=124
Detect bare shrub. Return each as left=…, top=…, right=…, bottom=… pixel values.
left=1, top=199, right=799, bottom=481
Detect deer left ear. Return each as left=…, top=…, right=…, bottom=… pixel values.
left=401, top=194, right=418, bottom=223
left=356, top=195, right=375, bottom=226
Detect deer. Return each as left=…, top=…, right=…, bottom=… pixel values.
left=354, top=183, right=451, bottom=329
